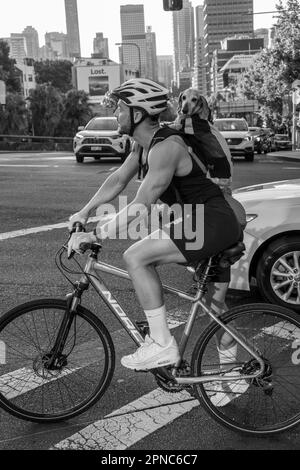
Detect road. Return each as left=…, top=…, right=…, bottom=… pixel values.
left=0, top=151, right=300, bottom=451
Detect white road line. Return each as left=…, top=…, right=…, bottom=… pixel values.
left=282, top=167, right=300, bottom=170
left=52, top=388, right=198, bottom=450
left=0, top=165, right=53, bottom=168
left=262, top=322, right=300, bottom=340
left=0, top=215, right=114, bottom=241
left=0, top=315, right=183, bottom=402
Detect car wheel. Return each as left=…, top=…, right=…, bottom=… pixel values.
left=75, top=153, right=84, bottom=163
left=245, top=152, right=254, bottom=162
left=256, top=236, right=300, bottom=312
left=120, top=140, right=131, bottom=163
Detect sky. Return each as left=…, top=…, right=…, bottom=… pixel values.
left=0, top=0, right=282, bottom=61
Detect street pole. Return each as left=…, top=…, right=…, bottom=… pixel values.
left=292, top=80, right=300, bottom=151
left=116, top=42, right=141, bottom=78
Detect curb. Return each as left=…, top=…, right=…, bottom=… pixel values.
left=270, top=151, right=300, bottom=162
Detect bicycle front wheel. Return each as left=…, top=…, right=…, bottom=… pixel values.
left=191, top=303, right=300, bottom=435
left=0, top=299, right=115, bottom=423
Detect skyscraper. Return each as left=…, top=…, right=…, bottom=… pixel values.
left=146, top=26, right=158, bottom=81
left=192, top=5, right=206, bottom=94
left=157, top=55, right=173, bottom=89
left=120, top=4, right=147, bottom=77
left=172, top=0, right=194, bottom=90
left=45, top=32, right=69, bottom=60
left=203, top=0, right=254, bottom=93
left=22, top=26, right=39, bottom=60
left=8, top=34, right=27, bottom=63
left=64, top=0, right=81, bottom=58
left=93, top=33, right=109, bottom=58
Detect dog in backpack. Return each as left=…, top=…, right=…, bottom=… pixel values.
left=176, top=88, right=212, bottom=123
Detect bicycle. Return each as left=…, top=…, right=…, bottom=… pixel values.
left=0, top=226, right=300, bottom=436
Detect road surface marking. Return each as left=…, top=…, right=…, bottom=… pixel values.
left=282, top=167, right=300, bottom=170
left=0, top=165, right=53, bottom=168
left=52, top=388, right=198, bottom=450
left=0, top=315, right=184, bottom=401
left=0, top=215, right=114, bottom=241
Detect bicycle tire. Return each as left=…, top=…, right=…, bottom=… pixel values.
left=0, top=299, right=115, bottom=423
left=191, top=303, right=300, bottom=436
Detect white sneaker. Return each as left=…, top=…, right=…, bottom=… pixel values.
left=121, top=336, right=180, bottom=371
left=206, top=371, right=249, bottom=407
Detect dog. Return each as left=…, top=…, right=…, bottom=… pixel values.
left=177, top=88, right=212, bottom=122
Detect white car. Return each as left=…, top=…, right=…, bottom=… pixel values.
left=214, top=118, right=255, bottom=162
left=230, top=179, right=300, bottom=312
left=73, top=117, right=131, bottom=163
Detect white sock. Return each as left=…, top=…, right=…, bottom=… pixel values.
left=217, top=344, right=238, bottom=367
left=144, top=305, right=172, bottom=347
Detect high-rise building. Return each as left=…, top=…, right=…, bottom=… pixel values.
left=64, top=0, right=81, bottom=58
left=192, top=5, right=206, bottom=94
left=22, top=26, right=39, bottom=60
left=8, top=34, right=27, bottom=63
left=120, top=4, right=147, bottom=77
left=157, top=55, right=173, bottom=89
left=45, top=32, right=69, bottom=60
left=93, top=33, right=109, bottom=58
left=146, top=26, right=158, bottom=81
left=203, top=0, right=254, bottom=93
left=172, top=0, right=194, bottom=90
left=210, top=36, right=264, bottom=94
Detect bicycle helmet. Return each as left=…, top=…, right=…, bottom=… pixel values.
left=111, top=78, right=169, bottom=116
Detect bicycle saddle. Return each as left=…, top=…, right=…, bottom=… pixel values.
left=215, top=241, right=246, bottom=268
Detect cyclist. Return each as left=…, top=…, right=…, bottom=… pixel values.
left=68, top=78, right=242, bottom=374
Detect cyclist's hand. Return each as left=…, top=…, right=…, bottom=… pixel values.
left=68, top=212, right=89, bottom=233
left=67, top=231, right=97, bottom=258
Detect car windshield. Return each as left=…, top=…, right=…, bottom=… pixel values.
left=248, top=128, right=261, bottom=134
left=85, top=118, right=118, bottom=131
left=275, top=135, right=289, bottom=141
left=214, top=120, right=248, bottom=132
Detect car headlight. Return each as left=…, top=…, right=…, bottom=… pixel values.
left=255, top=137, right=261, bottom=142
left=246, top=214, right=258, bottom=223
left=244, top=136, right=252, bottom=142
left=74, top=134, right=84, bottom=142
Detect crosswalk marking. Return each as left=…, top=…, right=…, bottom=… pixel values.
left=52, top=388, right=198, bottom=450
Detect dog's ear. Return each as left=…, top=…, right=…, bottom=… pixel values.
left=177, top=92, right=183, bottom=113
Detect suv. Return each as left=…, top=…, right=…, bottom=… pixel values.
left=214, top=118, right=254, bottom=161
left=73, top=117, right=131, bottom=163
left=274, top=134, right=292, bottom=151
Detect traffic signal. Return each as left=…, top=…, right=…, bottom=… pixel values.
left=163, top=0, right=183, bottom=11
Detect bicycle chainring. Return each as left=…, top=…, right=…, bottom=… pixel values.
left=154, top=360, right=193, bottom=394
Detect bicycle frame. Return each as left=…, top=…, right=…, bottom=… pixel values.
left=69, top=254, right=265, bottom=385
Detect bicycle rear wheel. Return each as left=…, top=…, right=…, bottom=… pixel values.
left=0, top=299, right=115, bottom=423
left=191, top=303, right=300, bottom=435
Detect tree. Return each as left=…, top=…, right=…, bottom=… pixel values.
left=0, top=40, right=21, bottom=93
left=237, top=0, right=300, bottom=127
left=28, top=84, right=63, bottom=136
left=0, top=93, right=28, bottom=134
left=34, top=60, right=73, bottom=93
left=57, top=89, right=92, bottom=136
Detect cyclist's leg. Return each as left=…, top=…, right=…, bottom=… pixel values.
left=121, top=229, right=186, bottom=369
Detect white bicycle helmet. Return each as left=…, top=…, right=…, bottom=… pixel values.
left=111, top=78, right=169, bottom=115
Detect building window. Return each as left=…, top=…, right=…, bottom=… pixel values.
left=28, top=75, right=33, bottom=82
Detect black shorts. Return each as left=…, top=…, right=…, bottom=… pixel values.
left=162, top=196, right=242, bottom=283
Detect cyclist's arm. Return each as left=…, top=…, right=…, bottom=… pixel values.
left=95, top=140, right=180, bottom=239
left=76, top=142, right=140, bottom=218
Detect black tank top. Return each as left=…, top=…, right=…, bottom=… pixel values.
left=141, top=127, right=222, bottom=207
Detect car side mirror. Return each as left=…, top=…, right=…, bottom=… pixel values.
left=78, top=126, right=84, bottom=131
left=163, top=0, right=183, bottom=10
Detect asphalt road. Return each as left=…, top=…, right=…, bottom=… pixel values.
left=0, top=151, right=300, bottom=451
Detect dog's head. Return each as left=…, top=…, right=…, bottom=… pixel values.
left=177, top=88, right=212, bottom=121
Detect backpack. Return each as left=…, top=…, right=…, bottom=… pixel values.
left=139, top=122, right=247, bottom=229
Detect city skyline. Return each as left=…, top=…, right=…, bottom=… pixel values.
left=1, top=0, right=281, bottom=62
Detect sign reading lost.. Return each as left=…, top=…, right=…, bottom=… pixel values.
left=0, top=80, right=6, bottom=105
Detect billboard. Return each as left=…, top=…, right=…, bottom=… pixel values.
left=74, top=64, right=121, bottom=103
